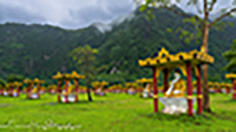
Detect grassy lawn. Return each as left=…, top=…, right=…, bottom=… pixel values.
left=0, top=93, right=235, bottom=132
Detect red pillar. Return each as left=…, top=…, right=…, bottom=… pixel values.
left=37, top=84, right=41, bottom=99
left=9, top=87, right=14, bottom=96
left=153, top=67, right=158, bottom=113
left=94, top=87, right=97, bottom=95
left=218, top=87, right=222, bottom=93
left=226, top=87, right=230, bottom=94
left=28, top=84, right=32, bottom=99
left=163, top=69, right=169, bottom=93
left=57, top=80, right=62, bottom=102
left=214, top=85, right=219, bottom=93
left=65, top=80, right=69, bottom=103
left=0, top=89, right=3, bottom=95
left=75, top=80, right=79, bottom=102
left=196, top=65, right=203, bottom=114
left=232, top=79, right=236, bottom=100
left=16, top=87, right=20, bottom=97
left=186, top=62, right=193, bottom=116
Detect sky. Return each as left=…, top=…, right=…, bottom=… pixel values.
left=0, top=0, right=234, bottom=29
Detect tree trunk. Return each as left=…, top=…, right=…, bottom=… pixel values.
left=86, top=81, right=93, bottom=101
left=202, top=24, right=211, bottom=112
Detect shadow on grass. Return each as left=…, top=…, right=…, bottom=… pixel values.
left=141, top=112, right=214, bottom=126
left=0, top=104, right=10, bottom=108
left=42, top=100, right=93, bottom=106
left=215, top=99, right=236, bottom=104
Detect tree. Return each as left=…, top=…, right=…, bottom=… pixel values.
left=69, top=45, right=98, bottom=101
left=0, top=78, right=6, bottom=87
left=138, top=0, right=236, bottom=112
left=6, top=74, right=24, bottom=83
left=223, top=39, right=236, bottom=72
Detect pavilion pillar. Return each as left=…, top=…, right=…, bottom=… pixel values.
left=186, top=62, right=193, bottom=116
left=139, top=84, right=143, bottom=97
left=232, top=79, right=236, bottom=100
left=226, top=86, right=230, bottom=94
left=163, top=69, right=169, bottom=93
left=94, top=87, right=97, bottom=95
left=152, top=67, right=158, bottom=113
left=16, top=86, right=20, bottom=97
left=196, top=65, right=203, bottom=114
left=57, top=80, right=62, bottom=102
left=9, top=87, right=14, bottom=96
left=0, top=88, right=3, bottom=95
left=218, top=87, right=222, bottom=93
left=215, top=85, right=219, bottom=93
left=75, top=79, right=79, bottom=102
left=37, top=84, right=41, bottom=99
left=64, top=80, right=69, bottom=103
left=28, top=84, right=32, bottom=99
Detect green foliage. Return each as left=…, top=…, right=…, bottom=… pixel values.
left=69, top=45, right=98, bottom=82
left=70, top=45, right=98, bottom=101
left=138, top=0, right=236, bottom=46
left=6, top=74, right=24, bottom=83
left=0, top=78, right=6, bottom=87
left=208, top=74, right=221, bottom=82
left=223, top=39, right=236, bottom=72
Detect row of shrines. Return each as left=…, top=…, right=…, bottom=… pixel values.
left=1, top=46, right=236, bottom=117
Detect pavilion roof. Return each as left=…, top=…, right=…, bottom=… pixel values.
left=225, top=73, right=236, bottom=79
left=52, top=71, right=85, bottom=80
left=136, top=78, right=153, bottom=84
left=23, top=78, right=34, bottom=84
left=13, top=81, right=23, bottom=87
left=92, top=81, right=109, bottom=87
left=220, top=82, right=226, bottom=87
left=109, top=84, right=123, bottom=89
left=70, top=71, right=85, bottom=79
left=125, top=82, right=138, bottom=88
left=220, top=83, right=232, bottom=88
left=33, top=78, right=45, bottom=84
left=52, top=72, right=63, bottom=80
left=139, top=46, right=214, bottom=68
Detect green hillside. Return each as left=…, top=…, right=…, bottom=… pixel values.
left=0, top=8, right=235, bottom=83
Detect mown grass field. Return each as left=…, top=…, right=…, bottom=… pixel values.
left=0, top=93, right=235, bottom=132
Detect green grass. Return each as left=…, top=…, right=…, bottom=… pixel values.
left=0, top=93, right=235, bottom=132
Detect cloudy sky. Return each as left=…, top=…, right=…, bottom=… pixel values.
left=0, top=0, right=234, bottom=29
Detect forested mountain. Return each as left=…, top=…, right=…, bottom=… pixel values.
left=0, top=7, right=235, bottom=83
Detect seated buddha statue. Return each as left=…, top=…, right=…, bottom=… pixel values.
left=62, top=83, right=73, bottom=95
left=142, top=84, right=152, bottom=98
left=165, top=69, right=186, bottom=98
left=61, top=83, right=76, bottom=102
left=12, top=89, right=19, bottom=97
left=128, top=87, right=136, bottom=95
left=31, top=86, right=39, bottom=99
left=95, top=86, right=105, bottom=96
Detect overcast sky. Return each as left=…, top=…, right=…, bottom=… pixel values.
left=0, top=0, right=234, bottom=29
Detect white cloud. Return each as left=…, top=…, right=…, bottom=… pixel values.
left=0, top=0, right=234, bottom=29
left=0, top=0, right=136, bottom=29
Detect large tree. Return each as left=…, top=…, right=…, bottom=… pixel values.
left=69, top=45, right=98, bottom=101
left=138, top=0, right=236, bottom=111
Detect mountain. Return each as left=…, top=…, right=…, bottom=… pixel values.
left=0, top=7, right=235, bottom=83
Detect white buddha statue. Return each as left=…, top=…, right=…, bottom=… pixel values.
left=62, top=82, right=76, bottom=102
left=142, top=84, right=152, bottom=98
left=165, top=70, right=186, bottom=98
left=161, top=69, right=188, bottom=114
